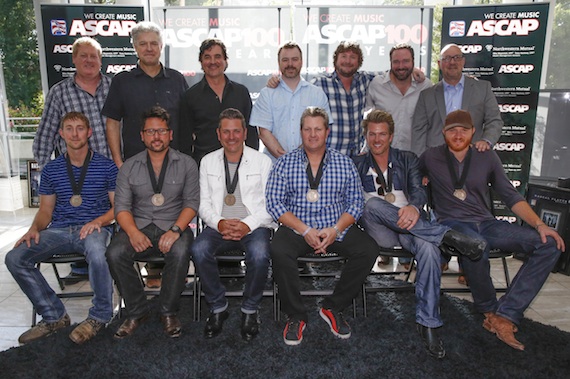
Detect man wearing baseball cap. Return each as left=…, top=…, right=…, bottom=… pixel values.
left=420, top=109, right=565, bottom=351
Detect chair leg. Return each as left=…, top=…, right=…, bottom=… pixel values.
left=362, top=283, right=368, bottom=318
left=51, top=263, right=66, bottom=291
left=501, top=257, right=511, bottom=287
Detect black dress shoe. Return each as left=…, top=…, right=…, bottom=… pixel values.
left=241, top=312, right=260, bottom=341
left=204, top=310, right=229, bottom=338
left=62, top=272, right=89, bottom=285
left=161, top=315, right=182, bottom=338
left=441, top=229, right=487, bottom=261
left=416, top=324, right=445, bottom=359
left=114, top=313, right=150, bottom=339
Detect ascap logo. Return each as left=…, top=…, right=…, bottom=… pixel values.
left=510, top=180, right=522, bottom=188
left=69, top=20, right=136, bottom=37
left=494, top=143, right=526, bottom=152
left=467, top=19, right=539, bottom=37
left=106, top=64, right=136, bottom=74
left=499, top=104, right=530, bottom=113
left=496, top=216, right=517, bottom=223
left=53, top=44, right=73, bottom=54
left=498, top=64, right=534, bottom=74
left=459, top=44, right=483, bottom=54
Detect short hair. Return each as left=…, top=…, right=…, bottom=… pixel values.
left=219, top=108, right=246, bottom=130
left=362, top=110, right=395, bottom=135
left=333, top=41, right=363, bottom=69
left=389, top=43, right=415, bottom=62
left=141, top=106, right=170, bottom=131
left=440, top=43, right=461, bottom=57
left=60, top=112, right=90, bottom=129
left=199, top=38, right=228, bottom=61
left=131, top=21, right=162, bottom=45
left=300, top=107, right=329, bottom=129
left=278, top=41, right=302, bottom=60
left=72, top=37, right=102, bottom=59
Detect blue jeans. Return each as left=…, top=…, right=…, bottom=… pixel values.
left=361, top=198, right=449, bottom=328
left=5, top=226, right=113, bottom=323
left=191, top=227, right=271, bottom=313
left=106, top=223, right=192, bottom=318
left=441, top=219, right=561, bottom=324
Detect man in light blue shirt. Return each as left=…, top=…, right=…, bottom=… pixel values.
left=250, top=42, right=332, bottom=162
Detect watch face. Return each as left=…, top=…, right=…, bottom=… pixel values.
left=171, top=226, right=181, bottom=234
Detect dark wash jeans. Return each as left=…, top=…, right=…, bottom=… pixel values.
left=106, top=223, right=192, bottom=318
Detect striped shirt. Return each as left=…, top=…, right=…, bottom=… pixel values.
left=266, top=147, right=364, bottom=240
left=39, top=152, right=117, bottom=228
left=33, top=74, right=112, bottom=168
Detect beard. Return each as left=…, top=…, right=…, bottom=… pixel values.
left=390, top=67, right=413, bottom=81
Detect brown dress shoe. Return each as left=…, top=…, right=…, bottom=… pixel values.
left=19, top=314, right=71, bottom=344
left=485, top=313, right=524, bottom=351
left=114, top=314, right=149, bottom=339
left=483, top=312, right=518, bottom=333
left=69, top=318, right=104, bottom=344
left=160, top=315, right=182, bottom=338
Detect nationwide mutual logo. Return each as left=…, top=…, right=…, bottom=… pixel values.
left=449, top=21, right=465, bottom=37
left=51, top=19, right=67, bottom=36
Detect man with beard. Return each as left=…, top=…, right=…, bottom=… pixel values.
left=179, top=39, right=259, bottom=163
left=251, top=41, right=332, bottom=162
left=106, top=106, right=199, bottom=339
left=366, top=44, right=432, bottom=151
left=420, top=109, right=564, bottom=351
left=411, top=44, right=503, bottom=156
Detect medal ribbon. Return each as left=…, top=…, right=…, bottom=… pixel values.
left=224, top=154, right=243, bottom=195
left=146, top=151, right=169, bottom=195
left=305, top=152, right=326, bottom=190
left=370, top=156, right=392, bottom=196
left=65, top=150, right=92, bottom=197
left=444, top=147, right=472, bottom=191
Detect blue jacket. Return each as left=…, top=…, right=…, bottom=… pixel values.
left=352, top=148, right=427, bottom=212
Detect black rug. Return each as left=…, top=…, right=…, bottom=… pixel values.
left=1, top=274, right=569, bottom=379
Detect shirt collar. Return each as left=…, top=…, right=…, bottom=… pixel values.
left=443, top=74, right=465, bottom=89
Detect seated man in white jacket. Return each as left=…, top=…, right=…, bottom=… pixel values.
left=192, top=108, right=275, bottom=341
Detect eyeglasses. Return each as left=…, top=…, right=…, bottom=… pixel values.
left=143, top=128, right=170, bottom=136
left=441, top=54, right=464, bottom=63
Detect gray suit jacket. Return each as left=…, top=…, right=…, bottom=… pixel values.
left=411, top=75, right=503, bottom=156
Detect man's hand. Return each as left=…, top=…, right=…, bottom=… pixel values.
left=14, top=228, right=41, bottom=248
left=218, top=219, right=251, bottom=241
left=158, top=230, right=180, bottom=254
left=314, top=228, right=337, bottom=254
left=474, top=140, right=492, bottom=152
left=267, top=75, right=280, bottom=88
left=128, top=230, right=153, bottom=253
left=537, top=224, right=566, bottom=252
left=397, top=205, right=420, bottom=230
left=79, top=220, right=103, bottom=240
left=412, top=67, right=426, bottom=83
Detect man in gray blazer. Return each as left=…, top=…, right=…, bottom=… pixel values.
left=411, top=44, right=503, bottom=156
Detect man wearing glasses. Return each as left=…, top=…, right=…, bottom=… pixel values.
left=106, top=106, right=199, bottom=339
left=411, top=43, right=503, bottom=156
left=353, top=110, right=486, bottom=359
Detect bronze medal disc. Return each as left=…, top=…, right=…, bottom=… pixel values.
left=70, top=195, right=82, bottom=207
left=306, top=189, right=319, bottom=203
left=453, top=189, right=467, bottom=201
left=224, top=194, right=236, bottom=206
left=384, top=192, right=396, bottom=203
left=152, top=193, right=165, bottom=206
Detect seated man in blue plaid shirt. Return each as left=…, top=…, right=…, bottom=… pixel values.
left=266, top=107, right=378, bottom=346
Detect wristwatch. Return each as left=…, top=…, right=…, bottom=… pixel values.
left=170, top=225, right=182, bottom=234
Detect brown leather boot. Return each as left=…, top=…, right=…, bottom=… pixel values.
left=485, top=313, right=524, bottom=351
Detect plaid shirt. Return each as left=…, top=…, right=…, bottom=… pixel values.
left=312, top=71, right=377, bottom=157
left=33, top=74, right=112, bottom=168
left=266, top=147, right=364, bottom=241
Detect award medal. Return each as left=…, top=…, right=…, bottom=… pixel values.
left=224, top=154, right=243, bottom=207
left=152, top=193, right=165, bottom=206
left=384, top=192, right=396, bottom=203
left=445, top=147, right=472, bottom=203
left=371, top=157, right=394, bottom=203
left=305, top=152, right=326, bottom=204
left=147, top=152, right=169, bottom=207
left=65, top=151, right=91, bottom=208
